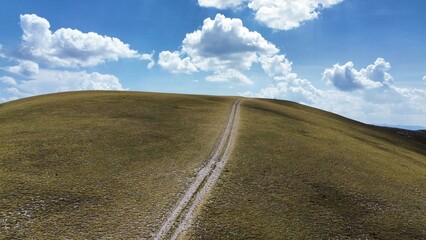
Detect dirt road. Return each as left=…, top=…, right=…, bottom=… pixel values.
left=154, top=99, right=241, bottom=240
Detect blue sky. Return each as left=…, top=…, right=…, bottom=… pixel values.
left=0, top=0, right=425, bottom=127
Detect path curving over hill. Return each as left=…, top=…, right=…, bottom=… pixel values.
left=155, top=99, right=241, bottom=240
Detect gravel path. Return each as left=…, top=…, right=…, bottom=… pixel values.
left=154, top=100, right=241, bottom=240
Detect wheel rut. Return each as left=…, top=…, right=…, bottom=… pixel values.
left=154, top=99, right=241, bottom=240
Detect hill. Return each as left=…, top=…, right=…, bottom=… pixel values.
left=1, top=91, right=425, bottom=239
left=0, top=91, right=234, bottom=239
left=187, top=99, right=426, bottom=239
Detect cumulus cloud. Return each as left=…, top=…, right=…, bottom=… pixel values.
left=247, top=52, right=322, bottom=104
left=159, top=14, right=283, bottom=84
left=255, top=78, right=321, bottom=104
left=206, top=70, right=253, bottom=84
left=423, top=75, right=426, bottom=82
left=259, top=54, right=296, bottom=80
left=0, top=70, right=123, bottom=101
left=256, top=58, right=423, bottom=106
left=248, top=57, right=426, bottom=126
left=182, top=14, right=278, bottom=71
left=0, top=14, right=142, bottom=102
left=198, top=0, right=244, bottom=9
left=5, top=60, right=39, bottom=76
left=248, top=0, right=343, bottom=30
left=198, top=0, right=343, bottom=31
left=250, top=81, right=426, bottom=126
left=361, top=58, right=393, bottom=83
left=158, top=51, right=198, bottom=74
left=18, top=14, right=150, bottom=67
left=233, top=40, right=321, bottom=104
left=321, top=58, right=392, bottom=91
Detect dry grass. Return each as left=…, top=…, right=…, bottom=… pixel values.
left=0, top=91, right=234, bottom=239
left=187, top=98, right=426, bottom=239
left=2, top=93, right=425, bottom=239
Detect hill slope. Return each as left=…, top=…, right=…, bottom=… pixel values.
left=187, top=99, right=426, bottom=239
left=0, top=91, right=235, bottom=239
left=1, top=92, right=425, bottom=239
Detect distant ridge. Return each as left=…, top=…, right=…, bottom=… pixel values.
left=376, top=124, right=426, bottom=131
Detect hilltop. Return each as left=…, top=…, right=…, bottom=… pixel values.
left=1, top=91, right=425, bottom=239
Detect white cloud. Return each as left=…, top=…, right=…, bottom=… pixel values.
left=198, top=0, right=244, bottom=9
left=250, top=80, right=426, bottom=126
left=255, top=78, right=321, bottom=104
left=6, top=60, right=39, bottom=76
left=159, top=14, right=281, bottom=85
left=206, top=69, right=253, bottom=84
left=321, top=88, right=426, bottom=126
left=158, top=51, right=198, bottom=74
left=0, top=76, right=17, bottom=85
left=182, top=14, right=278, bottom=72
left=31, top=70, right=123, bottom=92
left=0, top=70, right=123, bottom=101
left=248, top=0, right=343, bottom=30
left=19, top=14, right=151, bottom=67
left=423, top=75, right=426, bottom=82
left=242, top=43, right=320, bottom=104
left=360, top=58, right=393, bottom=84
left=321, top=58, right=391, bottom=91
left=140, top=53, right=155, bottom=69
left=259, top=54, right=296, bottom=80
left=198, top=0, right=343, bottom=31
left=249, top=58, right=426, bottom=126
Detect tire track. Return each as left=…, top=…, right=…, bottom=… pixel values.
left=154, top=100, right=241, bottom=240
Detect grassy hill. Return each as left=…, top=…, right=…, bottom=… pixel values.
left=1, top=91, right=425, bottom=239
left=187, top=99, right=426, bottom=239
left=0, top=91, right=234, bottom=239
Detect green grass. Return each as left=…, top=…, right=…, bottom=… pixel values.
left=0, top=91, right=234, bottom=239
left=187, top=99, right=426, bottom=239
